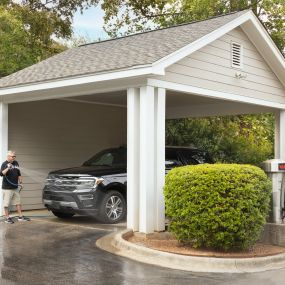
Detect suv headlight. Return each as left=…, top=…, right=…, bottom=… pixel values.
left=78, top=179, right=95, bottom=188
left=73, top=177, right=104, bottom=192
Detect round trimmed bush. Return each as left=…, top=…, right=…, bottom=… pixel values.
left=164, top=164, right=271, bottom=251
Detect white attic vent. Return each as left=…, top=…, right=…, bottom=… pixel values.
left=231, top=42, right=243, bottom=69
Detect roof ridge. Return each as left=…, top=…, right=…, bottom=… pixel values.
left=79, top=9, right=251, bottom=47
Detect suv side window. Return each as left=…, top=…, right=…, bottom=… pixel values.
left=95, top=152, right=114, bottom=165
left=179, top=150, right=211, bottom=165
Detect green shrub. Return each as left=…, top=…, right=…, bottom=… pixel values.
left=164, top=164, right=271, bottom=251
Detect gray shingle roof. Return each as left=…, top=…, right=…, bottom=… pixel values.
left=0, top=10, right=248, bottom=88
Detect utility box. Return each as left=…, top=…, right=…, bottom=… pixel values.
left=261, top=159, right=285, bottom=223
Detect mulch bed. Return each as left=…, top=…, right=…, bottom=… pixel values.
left=127, top=234, right=285, bottom=258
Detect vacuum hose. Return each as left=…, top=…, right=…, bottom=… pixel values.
left=281, top=174, right=285, bottom=222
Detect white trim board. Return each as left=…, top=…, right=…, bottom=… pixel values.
left=2, top=79, right=146, bottom=104
left=60, top=98, right=127, bottom=108
left=148, top=79, right=285, bottom=109
left=0, top=66, right=161, bottom=97
left=166, top=102, right=274, bottom=119
left=241, top=16, right=285, bottom=87
left=153, top=10, right=285, bottom=88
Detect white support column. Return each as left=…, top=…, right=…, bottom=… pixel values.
left=139, top=86, right=155, bottom=233
left=275, top=110, right=285, bottom=160
left=127, top=86, right=166, bottom=234
left=154, top=88, right=166, bottom=231
left=275, top=111, right=280, bottom=159
left=0, top=101, right=8, bottom=215
left=280, top=111, right=285, bottom=160
left=127, top=88, right=140, bottom=231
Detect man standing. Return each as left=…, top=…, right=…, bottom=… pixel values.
left=1, top=150, right=30, bottom=224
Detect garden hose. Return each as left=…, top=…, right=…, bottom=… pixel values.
left=3, top=176, right=23, bottom=192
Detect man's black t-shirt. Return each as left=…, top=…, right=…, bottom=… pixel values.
left=0, top=160, right=21, bottom=189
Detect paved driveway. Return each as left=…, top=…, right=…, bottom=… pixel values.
left=0, top=213, right=284, bottom=285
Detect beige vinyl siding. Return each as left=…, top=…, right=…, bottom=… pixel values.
left=153, top=27, right=285, bottom=104
left=8, top=99, right=127, bottom=210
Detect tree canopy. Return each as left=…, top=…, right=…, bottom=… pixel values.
left=0, top=7, right=32, bottom=77
left=0, top=5, right=68, bottom=77
left=166, top=114, right=274, bottom=165
left=0, top=0, right=100, bottom=77
left=3, top=0, right=100, bottom=39
left=101, top=0, right=285, bottom=55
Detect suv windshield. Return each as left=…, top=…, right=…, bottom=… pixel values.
left=83, top=148, right=127, bottom=167
left=82, top=147, right=212, bottom=168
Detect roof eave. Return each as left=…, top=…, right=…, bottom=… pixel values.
left=0, top=65, right=164, bottom=97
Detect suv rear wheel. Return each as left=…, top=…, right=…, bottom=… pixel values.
left=51, top=211, right=75, bottom=219
left=98, top=190, right=126, bottom=224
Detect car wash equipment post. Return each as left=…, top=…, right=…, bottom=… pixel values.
left=262, top=159, right=285, bottom=223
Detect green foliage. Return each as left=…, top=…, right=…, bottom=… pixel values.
left=101, top=0, right=284, bottom=55
left=4, top=1, right=101, bottom=40
left=0, top=8, right=33, bottom=77
left=0, top=1, right=101, bottom=76
left=0, top=6, right=66, bottom=77
left=166, top=114, right=274, bottom=165
left=164, top=164, right=271, bottom=251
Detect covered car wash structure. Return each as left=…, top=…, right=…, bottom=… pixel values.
left=0, top=10, right=284, bottom=233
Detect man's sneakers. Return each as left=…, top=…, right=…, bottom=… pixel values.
left=5, top=217, right=14, bottom=224
left=4, top=216, right=31, bottom=224
left=18, top=216, right=31, bottom=222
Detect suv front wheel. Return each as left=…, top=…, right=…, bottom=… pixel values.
left=98, top=190, right=126, bottom=224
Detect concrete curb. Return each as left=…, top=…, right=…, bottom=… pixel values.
left=96, top=229, right=285, bottom=273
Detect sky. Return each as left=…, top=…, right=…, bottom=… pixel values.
left=72, top=5, right=109, bottom=42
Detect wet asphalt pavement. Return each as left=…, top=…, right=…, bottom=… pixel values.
left=0, top=214, right=285, bottom=285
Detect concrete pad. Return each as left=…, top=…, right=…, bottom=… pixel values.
left=96, top=229, right=285, bottom=273
left=260, top=223, right=285, bottom=247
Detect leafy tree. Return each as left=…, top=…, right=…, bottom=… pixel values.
left=0, top=0, right=101, bottom=76
left=0, top=7, right=34, bottom=77
left=101, top=0, right=284, bottom=55
left=3, top=1, right=101, bottom=41
left=0, top=6, right=66, bottom=77
left=166, top=113, right=274, bottom=165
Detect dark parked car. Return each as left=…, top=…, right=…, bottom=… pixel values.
left=43, top=146, right=212, bottom=223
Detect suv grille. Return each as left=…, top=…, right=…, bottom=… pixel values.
left=46, top=175, right=96, bottom=191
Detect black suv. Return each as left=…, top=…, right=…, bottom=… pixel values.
left=43, top=146, right=212, bottom=223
